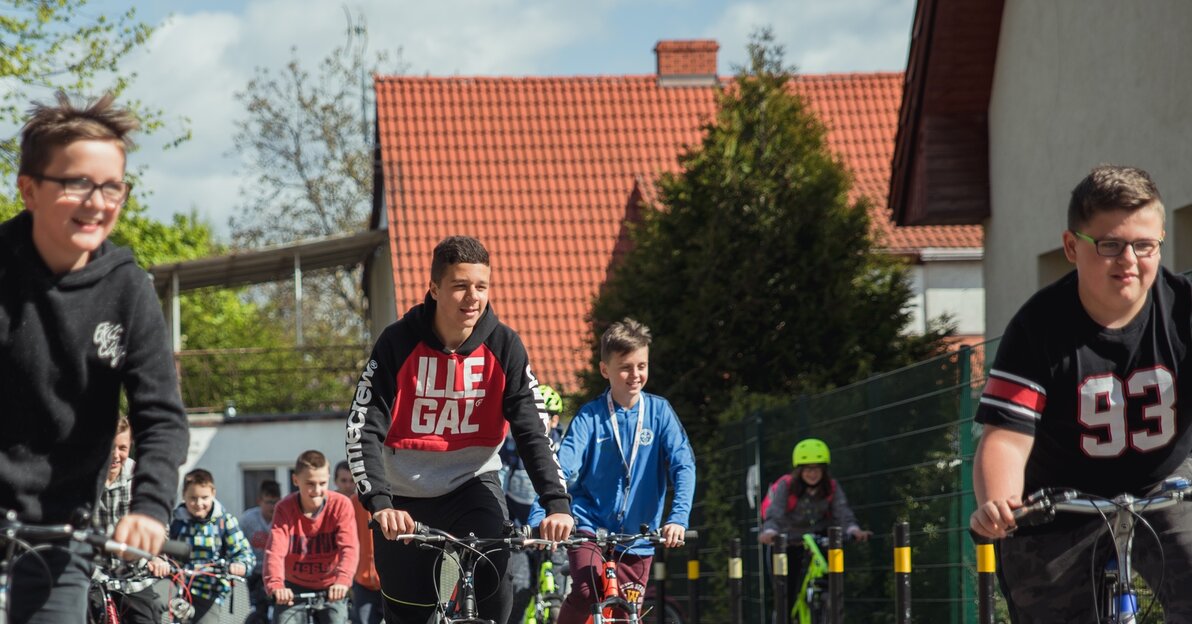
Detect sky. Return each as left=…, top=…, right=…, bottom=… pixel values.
left=83, top=0, right=916, bottom=237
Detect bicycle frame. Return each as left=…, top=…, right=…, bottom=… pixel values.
left=792, top=534, right=829, bottom=624
left=523, top=556, right=561, bottom=624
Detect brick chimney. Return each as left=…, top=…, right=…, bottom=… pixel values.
left=654, top=40, right=719, bottom=87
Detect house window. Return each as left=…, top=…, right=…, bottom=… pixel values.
left=241, top=466, right=292, bottom=510
left=1037, top=248, right=1070, bottom=289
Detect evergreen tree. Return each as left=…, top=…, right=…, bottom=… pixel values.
left=584, top=31, right=952, bottom=437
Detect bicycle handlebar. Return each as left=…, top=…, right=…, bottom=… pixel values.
left=558, top=528, right=699, bottom=549
left=0, top=509, right=191, bottom=560
left=1012, top=477, right=1192, bottom=528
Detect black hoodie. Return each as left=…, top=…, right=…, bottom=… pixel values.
left=346, top=294, right=570, bottom=516
left=0, top=211, right=189, bottom=525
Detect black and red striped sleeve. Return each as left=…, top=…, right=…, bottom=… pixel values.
left=976, top=314, right=1049, bottom=436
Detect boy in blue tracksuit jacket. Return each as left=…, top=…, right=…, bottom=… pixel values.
left=530, top=318, right=696, bottom=623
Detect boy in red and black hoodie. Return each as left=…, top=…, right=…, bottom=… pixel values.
left=345, top=235, right=573, bottom=624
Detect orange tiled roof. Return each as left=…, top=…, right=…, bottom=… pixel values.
left=375, top=71, right=983, bottom=388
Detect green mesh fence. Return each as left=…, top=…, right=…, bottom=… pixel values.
left=670, top=339, right=1000, bottom=624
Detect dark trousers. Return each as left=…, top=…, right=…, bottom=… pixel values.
left=9, top=541, right=93, bottom=624
left=349, top=582, right=384, bottom=624
left=376, top=473, right=512, bottom=624
left=557, top=537, right=652, bottom=624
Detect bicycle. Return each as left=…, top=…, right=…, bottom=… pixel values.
left=87, top=565, right=161, bottom=624
left=393, top=522, right=553, bottom=624
left=273, top=589, right=336, bottom=624
left=791, top=534, right=829, bottom=624
left=559, top=526, right=697, bottom=624
left=1012, top=475, right=1192, bottom=623
left=159, top=559, right=248, bottom=624
left=0, top=509, right=189, bottom=624
left=521, top=548, right=568, bottom=624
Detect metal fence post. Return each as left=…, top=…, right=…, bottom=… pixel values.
left=773, top=533, right=789, bottom=624
left=975, top=534, right=996, bottom=624
left=827, top=526, right=843, bottom=624
left=894, top=522, right=912, bottom=624
left=687, top=538, right=700, bottom=624
left=729, top=538, right=743, bottom=624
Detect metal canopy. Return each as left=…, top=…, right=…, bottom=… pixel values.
left=147, top=229, right=388, bottom=295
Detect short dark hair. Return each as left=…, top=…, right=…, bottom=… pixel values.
left=115, top=414, right=130, bottom=435
left=295, top=449, right=328, bottom=473
left=334, top=460, right=350, bottom=476
left=183, top=469, right=215, bottom=490
left=600, top=317, right=652, bottom=362
left=258, top=480, right=281, bottom=499
left=430, top=236, right=490, bottom=284
left=19, top=91, right=139, bottom=177
left=1068, top=165, right=1164, bottom=230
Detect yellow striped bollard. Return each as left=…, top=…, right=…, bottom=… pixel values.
left=894, top=522, right=911, bottom=624
left=729, top=538, right=743, bottom=624
left=827, top=526, right=843, bottom=624
left=975, top=534, right=996, bottom=624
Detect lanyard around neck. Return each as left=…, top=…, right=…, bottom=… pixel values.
left=606, top=392, right=645, bottom=479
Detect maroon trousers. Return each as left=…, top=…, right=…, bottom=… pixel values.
left=558, top=539, right=653, bottom=624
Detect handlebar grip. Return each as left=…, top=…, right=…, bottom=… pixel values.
left=160, top=539, right=192, bottom=560
left=684, top=530, right=699, bottom=540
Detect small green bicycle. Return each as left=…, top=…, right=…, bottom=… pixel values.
left=522, top=552, right=565, bottom=624
left=792, top=534, right=830, bottom=624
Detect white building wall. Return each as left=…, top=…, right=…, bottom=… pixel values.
left=904, top=258, right=985, bottom=338
left=182, top=417, right=346, bottom=516
left=986, top=0, right=1192, bottom=336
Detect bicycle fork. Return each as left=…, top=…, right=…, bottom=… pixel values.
left=1104, top=505, right=1138, bottom=623
left=591, top=559, right=638, bottom=624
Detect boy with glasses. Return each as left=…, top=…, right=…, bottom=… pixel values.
left=971, top=165, right=1192, bottom=620
left=0, top=92, right=189, bottom=624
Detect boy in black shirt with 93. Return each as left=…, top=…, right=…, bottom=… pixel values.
left=0, top=92, right=189, bottom=623
left=971, top=165, right=1192, bottom=621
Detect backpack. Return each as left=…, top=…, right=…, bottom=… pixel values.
left=759, top=473, right=836, bottom=519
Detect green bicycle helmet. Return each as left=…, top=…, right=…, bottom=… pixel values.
left=539, top=385, right=564, bottom=415
left=792, top=438, right=831, bottom=467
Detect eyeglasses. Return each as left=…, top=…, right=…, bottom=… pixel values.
left=30, top=174, right=132, bottom=206
left=1071, top=230, right=1163, bottom=258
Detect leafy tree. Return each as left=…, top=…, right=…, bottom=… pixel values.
left=0, top=0, right=187, bottom=176
left=583, top=30, right=953, bottom=438
left=229, top=18, right=402, bottom=341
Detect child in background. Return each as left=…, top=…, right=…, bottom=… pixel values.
left=240, top=480, right=281, bottom=622
left=530, top=318, right=696, bottom=623
left=265, top=450, right=358, bottom=624
left=335, top=460, right=382, bottom=624
left=157, top=469, right=254, bottom=624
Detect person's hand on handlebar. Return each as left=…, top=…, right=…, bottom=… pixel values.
left=758, top=529, right=778, bottom=545
left=328, top=583, right=349, bottom=601
left=228, top=562, right=247, bottom=577
left=112, top=513, right=166, bottom=559
left=372, top=508, right=417, bottom=541
left=147, top=556, right=170, bottom=577
left=970, top=496, right=1021, bottom=539
left=539, top=512, right=574, bottom=542
left=660, top=523, right=686, bottom=548
left=272, top=587, right=294, bottom=605
left=847, top=527, right=874, bottom=543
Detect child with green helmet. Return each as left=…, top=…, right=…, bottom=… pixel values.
left=760, top=438, right=871, bottom=544
left=759, top=438, right=872, bottom=619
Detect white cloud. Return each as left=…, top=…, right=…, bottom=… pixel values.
left=711, top=0, right=915, bottom=73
